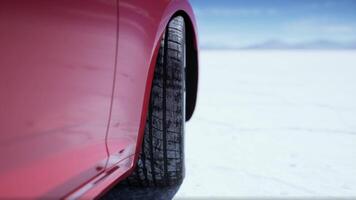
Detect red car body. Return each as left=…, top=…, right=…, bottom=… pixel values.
left=0, top=0, right=198, bottom=199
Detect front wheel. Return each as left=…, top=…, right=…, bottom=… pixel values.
left=126, top=16, right=186, bottom=187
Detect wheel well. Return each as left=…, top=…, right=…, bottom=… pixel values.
left=173, top=12, right=198, bottom=121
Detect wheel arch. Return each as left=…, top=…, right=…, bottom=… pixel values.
left=146, top=4, right=199, bottom=123
left=120, top=7, right=199, bottom=188
left=134, top=0, right=199, bottom=163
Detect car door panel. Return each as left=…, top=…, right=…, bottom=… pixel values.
left=0, top=0, right=117, bottom=198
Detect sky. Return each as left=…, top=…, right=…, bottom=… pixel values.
left=190, top=0, right=356, bottom=49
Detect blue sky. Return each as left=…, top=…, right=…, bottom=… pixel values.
left=190, top=0, right=356, bottom=48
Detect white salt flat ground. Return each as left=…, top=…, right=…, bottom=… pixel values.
left=176, top=50, right=356, bottom=198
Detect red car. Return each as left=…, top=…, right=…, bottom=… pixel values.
left=0, top=0, right=198, bottom=199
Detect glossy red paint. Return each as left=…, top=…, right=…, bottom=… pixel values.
left=0, top=0, right=198, bottom=199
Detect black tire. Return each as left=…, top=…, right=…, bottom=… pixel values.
left=126, top=16, right=186, bottom=187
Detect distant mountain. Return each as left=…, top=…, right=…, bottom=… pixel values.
left=243, top=40, right=356, bottom=50
left=244, top=40, right=294, bottom=49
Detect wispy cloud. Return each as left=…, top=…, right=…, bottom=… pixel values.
left=195, top=7, right=278, bottom=17
left=307, top=0, right=349, bottom=9
left=285, top=18, right=356, bottom=35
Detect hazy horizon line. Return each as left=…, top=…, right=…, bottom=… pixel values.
left=200, top=39, right=356, bottom=50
